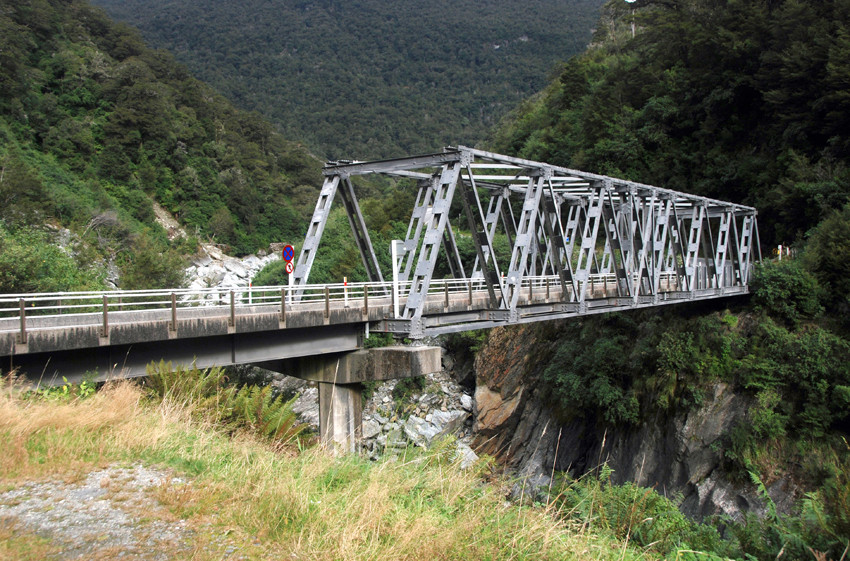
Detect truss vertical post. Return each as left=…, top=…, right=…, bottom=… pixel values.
left=540, top=185, right=577, bottom=300
left=399, top=178, right=436, bottom=284
left=506, top=173, right=548, bottom=316
left=651, top=198, right=673, bottom=294
left=575, top=180, right=608, bottom=302
left=600, top=190, right=631, bottom=297
left=459, top=168, right=506, bottom=308
left=630, top=189, right=656, bottom=299
left=714, top=209, right=732, bottom=288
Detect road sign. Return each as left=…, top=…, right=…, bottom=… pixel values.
left=282, top=244, right=294, bottom=262
left=285, top=261, right=294, bottom=274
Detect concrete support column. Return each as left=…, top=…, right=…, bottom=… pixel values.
left=318, top=382, right=362, bottom=453
left=277, top=345, right=441, bottom=453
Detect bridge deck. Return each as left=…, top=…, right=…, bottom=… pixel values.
left=1, top=274, right=745, bottom=374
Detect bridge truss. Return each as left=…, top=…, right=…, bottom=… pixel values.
left=294, top=146, right=761, bottom=338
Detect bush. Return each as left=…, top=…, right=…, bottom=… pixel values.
left=554, top=465, right=727, bottom=557
left=145, top=361, right=305, bottom=446
left=750, top=261, right=822, bottom=327
left=0, top=225, right=104, bottom=292
left=804, top=204, right=850, bottom=321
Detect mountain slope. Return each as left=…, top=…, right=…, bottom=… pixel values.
left=493, top=0, right=850, bottom=249
left=91, top=0, right=604, bottom=159
left=0, top=0, right=322, bottom=292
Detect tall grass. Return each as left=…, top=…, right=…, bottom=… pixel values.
left=0, top=375, right=652, bottom=561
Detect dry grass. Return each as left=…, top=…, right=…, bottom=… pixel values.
left=0, top=379, right=656, bottom=561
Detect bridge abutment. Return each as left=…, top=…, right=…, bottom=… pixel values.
left=287, top=346, right=441, bottom=452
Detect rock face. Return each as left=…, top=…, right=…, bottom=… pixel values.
left=471, top=324, right=799, bottom=521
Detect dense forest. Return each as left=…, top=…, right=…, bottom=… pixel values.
left=91, top=0, right=604, bottom=159
left=480, top=1, right=850, bottom=558
left=0, top=0, right=323, bottom=293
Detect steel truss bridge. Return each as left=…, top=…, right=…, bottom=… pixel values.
left=294, top=146, right=761, bottom=337
left=0, top=147, right=760, bottom=380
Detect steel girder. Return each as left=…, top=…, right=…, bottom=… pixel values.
left=295, top=147, right=760, bottom=336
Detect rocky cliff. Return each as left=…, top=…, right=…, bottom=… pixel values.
left=470, top=323, right=800, bottom=521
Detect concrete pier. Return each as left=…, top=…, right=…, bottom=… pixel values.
left=287, top=346, right=441, bottom=452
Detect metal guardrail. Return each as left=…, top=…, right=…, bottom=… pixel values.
left=0, top=272, right=688, bottom=339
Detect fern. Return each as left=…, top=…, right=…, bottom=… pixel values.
left=146, top=361, right=303, bottom=446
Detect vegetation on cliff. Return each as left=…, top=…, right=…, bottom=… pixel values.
left=479, top=1, right=850, bottom=558
left=493, top=0, right=850, bottom=250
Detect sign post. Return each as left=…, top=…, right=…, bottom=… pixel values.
left=283, top=244, right=295, bottom=304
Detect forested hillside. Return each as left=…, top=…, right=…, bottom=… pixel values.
left=482, top=2, right=850, bottom=558
left=91, top=0, right=604, bottom=159
left=494, top=0, right=850, bottom=251
left=0, top=0, right=321, bottom=292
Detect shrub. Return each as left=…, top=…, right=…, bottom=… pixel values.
left=554, top=465, right=727, bottom=557
left=750, top=261, right=822, bottom=327
left=145, top=361, right=304, bottom=446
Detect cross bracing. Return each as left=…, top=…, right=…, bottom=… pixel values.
left=294, top=146, right=761, bottom=338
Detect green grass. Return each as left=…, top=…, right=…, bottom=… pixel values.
left=0, top=378, right=658, bottom=561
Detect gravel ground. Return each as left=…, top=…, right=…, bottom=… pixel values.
left=0, top=464, right=240, bottom=560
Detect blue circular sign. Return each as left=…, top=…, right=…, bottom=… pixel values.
left=282, top=245, right=294, bottom=262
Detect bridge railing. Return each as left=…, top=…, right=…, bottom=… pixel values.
left=0, top=271, right=691, bottom=335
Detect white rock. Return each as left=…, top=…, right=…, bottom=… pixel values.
left=362, top=419, right=382, bottom=440
left=431, top=410, right=466, bottom=432
left=454, top=442, right=479, bottom=470
left=223, top=260, right=248, bottom=278
left=193, top=255, right=213, bottom=267
left=460, top=394, right=473, bottom=411
left=403, top=416, right=440, bottom=447
left=241, top=255, right=261, bottom=270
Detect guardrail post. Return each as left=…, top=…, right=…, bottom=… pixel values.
left=603, top=276, right=608, bottom=297
left=546, top=277, right=550, bottom=300
left=18, top=299, right=26, bottom=345
left=229, top=291, right=235, bottom=327
left=468, top=281, right=472, bottom=307
left=102, top=295, right=109, bottom=338
left=444, top=283, right=449, bottom=309
left=170, top=293, right=177, bottom=332
left=528, top=279, right=533, bottom=301
left=324, top=287, right=330, bottom=319
left=280, top=288, right=286, bottom=322
left=364, top=285, right=369, bottom=315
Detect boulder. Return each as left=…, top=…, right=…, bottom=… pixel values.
left=454, top=442, right=479, bottom=470
left=362, top=419, right=382, bottom=440
left=460, top=394, right=473, bottom=411
left=403, top=416, right=440, bottom=447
